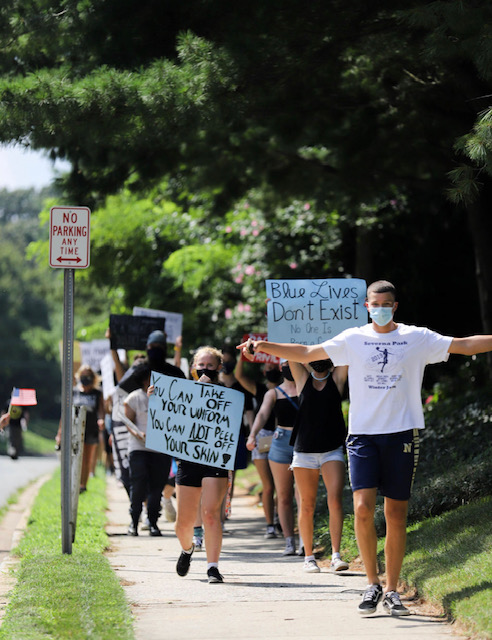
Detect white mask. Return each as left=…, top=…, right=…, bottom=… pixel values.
left=369, top=306, right=394, bottom=327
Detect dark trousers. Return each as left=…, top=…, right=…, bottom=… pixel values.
left=129, top=450, right=171, bottom=526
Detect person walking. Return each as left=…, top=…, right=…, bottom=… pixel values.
left=288, top=359, right=349, bottom=574
left=238, top=279, right=492, bottom=616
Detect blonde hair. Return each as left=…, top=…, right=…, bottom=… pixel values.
left=192, top=346, right=223, bottom=369
left=75, top=364, right=100, bottom=387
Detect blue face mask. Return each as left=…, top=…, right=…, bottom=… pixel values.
left=369, top=306, right=394, bottom=327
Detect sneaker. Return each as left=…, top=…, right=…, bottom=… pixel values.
left=358, top=583, right=383, bottom=615
left=264, top=526, right=277, bottom=539
left=192, top=535, right=203, bottom=550
left=149, top=524, right=162, bottom=537
left=331, top=557, right=349, bottom=572
left=127, top=522, right=138, bottom=536
left=163, top=498, right=176, bottom=523
left=140, top=517, right=151, bottom=531
left=176, top=545, right=194, bottom=577
left=207, top=566, right=224, bottom=583
left=296, top=546, right=305, bottom=557
left=382, top=591, right=411, bottom=616
left=282, top=537, right=296, bottom=556
left=303, top=559, right=320, bottom=573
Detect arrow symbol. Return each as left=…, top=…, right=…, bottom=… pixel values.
left=57, top=256, right=82, bottom=263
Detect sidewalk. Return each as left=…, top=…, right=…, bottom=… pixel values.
left=105, top=476, right=456, bottom=640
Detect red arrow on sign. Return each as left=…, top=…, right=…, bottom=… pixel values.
left=57, top=256, right=82, bottom=263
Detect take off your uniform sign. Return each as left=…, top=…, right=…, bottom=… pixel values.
left=49, top=206, right=91, bottom=269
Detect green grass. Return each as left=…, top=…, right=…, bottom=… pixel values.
left=0, top=419, right=58, bottom=457
left=0, top=468, right=134, bottom=640
left=401, top=497, right=492, bottom=640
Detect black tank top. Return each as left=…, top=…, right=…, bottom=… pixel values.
left=273, top=387, right=298, bottom=428
left=290, top=374, right=346, bottom=452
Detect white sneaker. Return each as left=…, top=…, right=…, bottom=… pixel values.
left=140, top=517, right=151, bottom=531
left=163, top=498, right=176, bottom=522
left=264, top=526, right=277, bottom=539
left=192, top=535, right=203, bottom=551
left=331, top=557, right=349, bottom=572
left=282, top=537, right=296, bottom=556
left=303, top=559, right=320, bottom=573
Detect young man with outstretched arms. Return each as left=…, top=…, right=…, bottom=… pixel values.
left=238, top=280, right=492, bottom=616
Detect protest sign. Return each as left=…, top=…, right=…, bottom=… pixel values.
left=266, top=278, right=367, bottom=344
left=146, top=373, right=244, bottom=470
left=79, top=339, right=110, bottom=372
left=133, top=306, right=183, bottom=344
left=109, top=314, right=165, bottom=350
left=240, top=333, right=280, bottom=364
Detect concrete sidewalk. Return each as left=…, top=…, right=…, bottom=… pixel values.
left=105, top=476, right=457, bottom=640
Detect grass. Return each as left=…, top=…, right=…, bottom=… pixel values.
left=0, top=419, right=58, bottom=457
left=0, top=468, right=134, bottom=640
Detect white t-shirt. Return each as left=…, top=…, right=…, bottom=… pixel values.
left=322, top=323, right=453, bottom=435
left=124, top=388, right=149, bottom=453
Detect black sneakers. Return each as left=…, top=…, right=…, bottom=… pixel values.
left=207, top=566, right=224, bottom=583
left=382, top=591, right=411, bottom=616
left=176, top=545, right=194, bottom=577
left=127, top=522, right=138, bottom=536
left=149, top=525, right=162, bottom=537
left=358, top=583, right=383, bottom=615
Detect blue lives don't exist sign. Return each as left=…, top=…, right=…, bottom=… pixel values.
left=266, top=278, right=368, bottom=345
left=146, top=373, right=245, bottom=470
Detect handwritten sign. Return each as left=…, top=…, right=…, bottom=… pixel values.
left=109, top=314, right=165, bottom=351
left=266, top=278, right=367, bottom=344
left=133, top=306, right=183, bottom=345
left=240, top=333, right=280, bottom=364
left=146, top=373, right=245, bottom=470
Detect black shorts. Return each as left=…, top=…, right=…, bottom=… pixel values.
left=176, top=460, right=228, bottom=488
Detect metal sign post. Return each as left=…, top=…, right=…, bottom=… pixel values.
left=50, top=206, right=91, bottom=554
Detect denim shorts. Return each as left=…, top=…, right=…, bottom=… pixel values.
left=252, top=428, right=274, bottom=461
left=346, top=429, right=420, bottom=500
left=268, top=427, right=294, bottom=465
left=291, top=446, right=345, bottom=469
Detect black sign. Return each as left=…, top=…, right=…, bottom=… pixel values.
left=109, top=314, right=165, bottom=351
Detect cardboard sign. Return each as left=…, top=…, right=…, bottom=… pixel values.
left=240, top=333, right=280, bottom=363
left=109, top=314, right=165, bottom=351
left=146, top=373, right=245, bottom=470
left=133, top=306, right=183, bottom=345
left=266, top=278, right=367, bottom=344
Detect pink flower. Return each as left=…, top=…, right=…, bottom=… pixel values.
left=244, top=265, right=255, bottom=276
left=240, top=229, right=247, bottom=237
left=225, top=225, right=233, bottom=233
left=289, top=262, right=298, bottom=269
left=251, top=220, right=258, bottom=227
left=304, top=203, right=311, bottom=211
left=244, top=304, right=251, bottom=312
left=235, top=275, right=243, bottom=284
left=252, top=229, right=259, bottom=236
left=225, top=308, right=232, bottom=319
left=237, top=303, right=244, bottom=313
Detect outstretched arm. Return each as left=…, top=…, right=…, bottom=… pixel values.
left=237, top=339, right=327, bottom=364
left=234, top=356, right=257, bottom=396
left=288, top=361, right=309, bottom=397
left=448, top=335, right=492, bottom=356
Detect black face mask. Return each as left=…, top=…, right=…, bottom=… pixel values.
left=80, top=375, right=94, bottom=386
left=196, top=368, right=219, bottom=382
left=147, top=347, right=165, bottom=368
left=309, top=360, right=331, bottom=373
left=281, top=365, right=294, bottom=381
left=265, top=369, right=282, bottom=383
left=222, top=361, right=235, bottom=375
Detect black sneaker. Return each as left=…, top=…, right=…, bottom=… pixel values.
left=176, top=545, right=194, bottom=577
left=207, top=566, right=224, bottom=583
left=149, top=525, right=162, bottom=537
left=358, top=583, right=383, bottom=615
left=382, top=591, right=411, bottom=616
left=127, top=522, right=138, bottom=536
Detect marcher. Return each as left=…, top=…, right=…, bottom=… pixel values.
left=1, top=401, right=29, bottom=460
left=235, top=356, right=282, bottom=538
left=71, top=365, right=105, bottom=493
left=150, top=346, right=230, bottom=583
left=246, top=361, right=299, bottom=556
left=288, top=359, right=349, bottom=574
left=124, top=360, right=171, bottom=537
left=239, top=279, right=492, bottom=616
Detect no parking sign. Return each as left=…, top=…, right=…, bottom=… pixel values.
left=49, top=206, right=90, bottom=269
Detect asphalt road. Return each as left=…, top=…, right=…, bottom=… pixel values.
left=0, top=453, right=60, bottom=508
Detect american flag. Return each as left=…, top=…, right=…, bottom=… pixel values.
left=10, top=388, right=37, bottom=406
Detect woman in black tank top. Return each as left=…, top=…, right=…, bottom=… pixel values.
left=289, top=358, right=350, bottom=573
left=247, top=361, right=300, bottom=556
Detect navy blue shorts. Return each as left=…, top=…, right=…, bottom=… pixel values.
left=346, top=429, right=420, bottom=500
